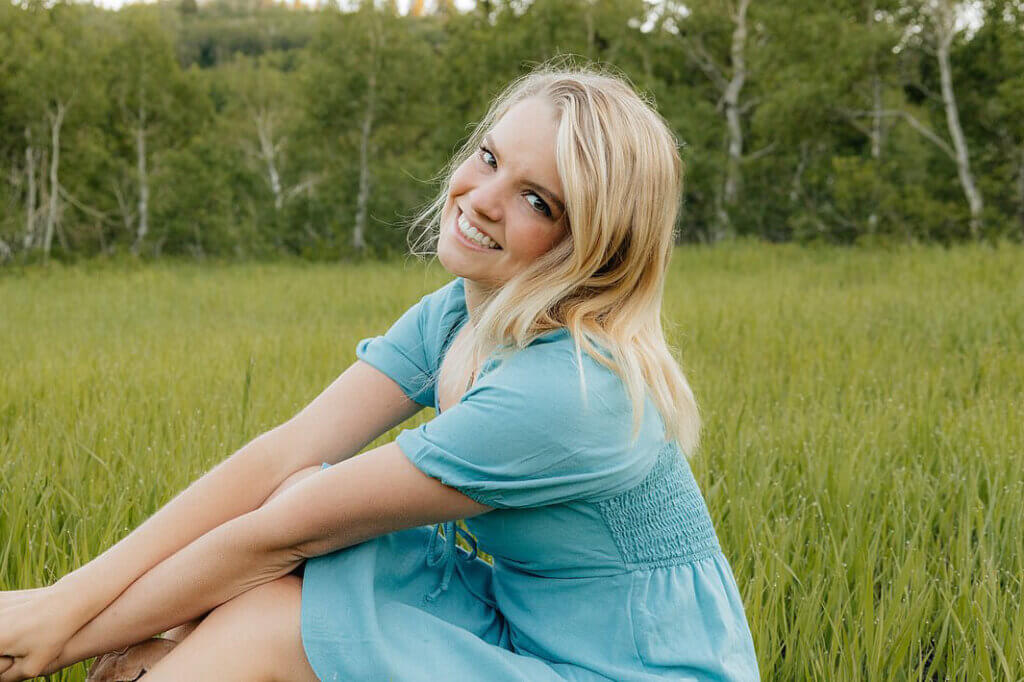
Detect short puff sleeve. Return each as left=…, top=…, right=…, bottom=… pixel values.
left=395, top=341, right=661, bottom=509
left=355, top=279, right=461, bottom=408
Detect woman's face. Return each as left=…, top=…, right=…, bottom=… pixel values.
left=438, top=96, right=568, bottom=290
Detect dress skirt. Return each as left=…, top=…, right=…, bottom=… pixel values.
left=300, top=525, right=588, bottom=682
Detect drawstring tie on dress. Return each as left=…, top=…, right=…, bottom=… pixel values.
left=424, top=521, right=497, bottom=610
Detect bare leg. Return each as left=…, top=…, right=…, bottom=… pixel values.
left=141, top=575, right=318, bottom=682
left=42, top=464, right=325, bottom=676
left=155, top=465, right=321, bottom=644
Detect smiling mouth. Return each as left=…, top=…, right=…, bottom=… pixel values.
left=456, top=209, right=502, bottom=250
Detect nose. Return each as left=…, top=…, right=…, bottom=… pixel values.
left=466, top=176, right=503, bottom=225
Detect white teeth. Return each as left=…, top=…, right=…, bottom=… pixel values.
left=457, top=213, right=500, bottom=249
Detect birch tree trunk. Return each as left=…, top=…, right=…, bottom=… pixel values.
left=112, top=178, right=135, bottom=235
left=681, top=0, right=752, bottom=241
left=868, top=0, right=882, bottom=233
left=43, top=101, right=66, bottom=259
left=717, top=0, right=750, bottom=240
left=255, top=109, right=283, bottom=211
left=23, top=129, right=37, bottom=251
left=353, top=54, right=377, bottom=254
left=870, top=77, right=883, bottom=161
left=132, top=97, right=149, bottom=256
left=933, top=0, right=983, bottom=238
left=1017, top=147, right=1024, bottom=238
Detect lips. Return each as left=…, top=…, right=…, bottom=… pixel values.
left=456, top=208, right=502, bottom=250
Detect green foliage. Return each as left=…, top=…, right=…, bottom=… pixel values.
left=1, top=0, right=1024, bottom=261
left=1, top=245, right=1022, bottom=679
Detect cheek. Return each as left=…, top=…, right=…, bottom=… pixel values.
left=510, top=222, right=562, bottom=259
left=449, top=160, right=476, bottom=196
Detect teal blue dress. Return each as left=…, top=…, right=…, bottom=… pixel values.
left=300, top=277, right=760, bottom=681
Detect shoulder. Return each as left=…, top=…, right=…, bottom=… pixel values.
left=399, top=327, right=664, bottom=507
left=482, top=330, right=617, bottom=388
left=411, top=277, right=464, bottom=327
left=472, top=332, right=639, bottom=434
left=394, top=277, right=466, bottom=358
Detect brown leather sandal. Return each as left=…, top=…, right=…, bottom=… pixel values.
left=85, top=637, right=178, bottom=682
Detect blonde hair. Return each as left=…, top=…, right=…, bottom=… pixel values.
left=408, top=59, right=701, bottom=456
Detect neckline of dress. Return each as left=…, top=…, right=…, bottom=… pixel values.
left=434, top=279, right=470, bottom=415
left=435, top=277, right=569, bottom=415
left=451, top=277, right=569, bottom=341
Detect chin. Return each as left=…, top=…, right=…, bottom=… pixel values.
left=436, top=239, right=472, bottom=279
left=436, top=249, right=459, bottom=277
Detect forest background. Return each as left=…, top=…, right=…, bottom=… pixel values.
left=2, top=0, right=1024, bottom=263
left=2, top=2, right=1023, bottom=680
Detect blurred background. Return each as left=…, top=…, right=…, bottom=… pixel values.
left=1, top=0, right=1022, bottom=263
left=2, top=4, right=1023, bottom=680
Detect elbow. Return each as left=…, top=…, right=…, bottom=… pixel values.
left=246, top=505, right=376, bottom=563
left=231, top=509, right=308, bottom=577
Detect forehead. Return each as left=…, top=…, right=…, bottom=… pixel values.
left=488, top=97, right=564, bottom=197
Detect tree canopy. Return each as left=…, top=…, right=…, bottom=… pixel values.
left=1, top=0, right=1022, bottom=262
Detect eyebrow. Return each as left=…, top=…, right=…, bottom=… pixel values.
left=484, top=133, right=566, bottom=216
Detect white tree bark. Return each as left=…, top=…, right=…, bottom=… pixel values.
left=353, top=52, right=377, bottom=254
left=254, top=109, right=284, bottom=211
left=870, top=76, right=883, bottom=161
left=23, top=128, right=37, bottom=251
left=868, top=0, right=882, bottom=232
left=1017, top=147, right=1024, bottom=237
left=43, top=101, right=66, bottom=259
left=680, top=0, right=752, bottom=241
left=719, top=0, right=750, bottom=239
left=112, top=178, right=135, bottom=235
left=132, top=98, right=150, bottom=256
left=932, top=0, right=983, bottom=237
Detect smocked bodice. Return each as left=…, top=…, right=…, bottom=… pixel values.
left=422, top=441, right=723, bottom=606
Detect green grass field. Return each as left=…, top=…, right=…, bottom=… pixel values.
left=1, top=243, right=1022, bottom=681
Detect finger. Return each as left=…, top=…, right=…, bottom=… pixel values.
left=18, top=653, right=48, bottom=681
left=0, top=662, right=19, bottom=682
left=1, top=658, right=37, bottom=682
left=0, top=658, right=20, bottom=682
left=4, top=655, right=44, bottom=682
left=0, top=657, right=11, bottom=675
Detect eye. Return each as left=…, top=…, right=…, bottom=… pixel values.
left=478, top=145, right=496, bottom=168
left=478, top=144, right=553, bottom=219
left=525, top=192, right=553, bottom=218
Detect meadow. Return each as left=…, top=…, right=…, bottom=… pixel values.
left=1, top=242, right=1022, bottom=681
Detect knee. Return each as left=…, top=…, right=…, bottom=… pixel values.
left=241, top=575, right=304, bottom=617
left=211, top=576, right=304, bottom=643
left=264, top=465, right=323, bottom=506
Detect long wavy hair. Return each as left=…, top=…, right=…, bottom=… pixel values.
left=408, top=60, right=700, bottom=456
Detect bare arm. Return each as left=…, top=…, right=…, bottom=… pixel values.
left=42, top=440, right=491, bottom=675
left=56, top=361, right=419, bottom=623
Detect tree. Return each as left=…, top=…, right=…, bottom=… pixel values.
left=300, top=1, right=438, bottom=257
left=6, top=2, right=105, bottom=259
left=752, top=0, right=906, bottom=240
left=105, top=6, right=186, bottom=255
left=668, top=0, right=761, bottom=240
left=958, top=0, right=1024, bottom=238
left=896, top=0, right=985, bottom=237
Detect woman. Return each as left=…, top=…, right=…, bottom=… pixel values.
left=0, top=63, right=760, bottom=681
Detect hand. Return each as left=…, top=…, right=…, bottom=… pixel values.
left=0, top=584, right=88, bottom=681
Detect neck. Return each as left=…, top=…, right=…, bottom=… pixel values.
left=462, top=277, right=494, bottom=321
